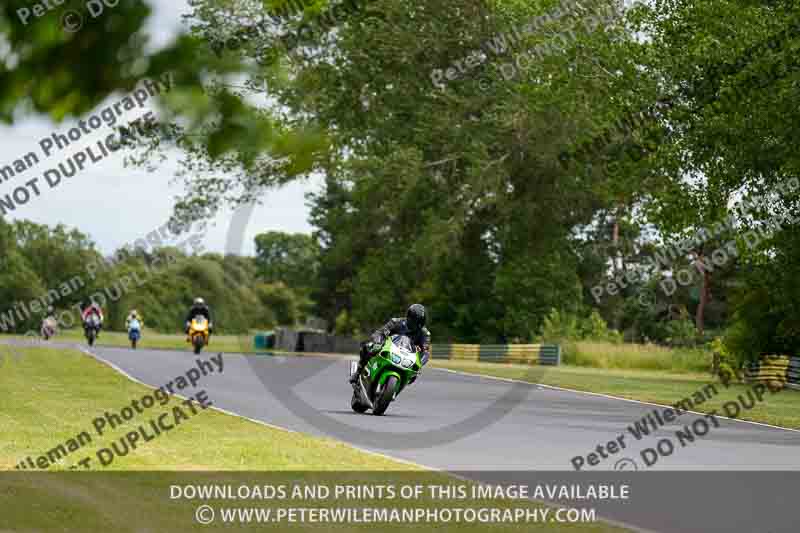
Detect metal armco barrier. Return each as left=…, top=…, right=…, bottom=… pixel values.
left=431, top=344, right=561, bottom=365
left=744, top=354, right=800, bottom=391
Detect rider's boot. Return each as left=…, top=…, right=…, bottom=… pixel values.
left=350, top=343, right=377, bottom=385
left=349, top=361, right=365, bottom=385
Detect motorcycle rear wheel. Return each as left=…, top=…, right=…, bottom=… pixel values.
left=372, top=375, right=398, bottom=416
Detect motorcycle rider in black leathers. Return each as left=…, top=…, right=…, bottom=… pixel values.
left=185, top=297, right=213, bottom=337
left=349, top=304, right=431, bottom=384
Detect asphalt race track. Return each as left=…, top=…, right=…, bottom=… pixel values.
left=83, top=346, right=800, bottom=470
left=34, top=344, right=800, bottom=532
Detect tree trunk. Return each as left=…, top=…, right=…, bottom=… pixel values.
left=695, top=260, right=710, bottom=336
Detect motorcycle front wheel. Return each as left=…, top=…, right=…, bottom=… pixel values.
left=372, top=375, right=399, bottom=416
left=350, top=392, right=369, bottom=414
left=193, top=335, right=204, bottom=354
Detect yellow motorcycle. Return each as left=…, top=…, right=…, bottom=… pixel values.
left=187, top=316, right=209, bottom=354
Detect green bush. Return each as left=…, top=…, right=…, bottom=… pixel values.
left=538, top=309, right=580, bottom=341
left=538, top=308, right=623, bottom=343
left=710, top=336, right=738, bottom=384
left=663, top=319, right=698, bottom=346
left=719, top=229, right=800, bottom=363
left=334, top=309, right=360, bottom=336
left=256, top=282, right=301, bottom=326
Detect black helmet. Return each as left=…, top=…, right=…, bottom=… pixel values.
left=406, top=304, right=426, bottom=332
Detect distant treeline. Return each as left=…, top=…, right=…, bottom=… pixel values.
left=0, top=219, right=311, bottom=335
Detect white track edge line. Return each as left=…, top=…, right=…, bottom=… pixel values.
left=432, top=366, right=800, bottom=435
left=78, top=346, right=300, bottom=436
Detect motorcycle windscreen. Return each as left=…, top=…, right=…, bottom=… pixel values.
left=390, top=334, right=415, bottom=353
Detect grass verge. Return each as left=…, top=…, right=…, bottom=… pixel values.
left=561, top=341, right=711, bottom=373
left=0, top=346, right=406, bottom=471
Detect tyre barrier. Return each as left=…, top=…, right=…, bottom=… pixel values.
left=743, top=354, right=800, bottom=391
left=301, top=332, right=360, bottom=354
left=257, top=328, right=361, bottom=354
left=431, top=344, right=561, bottom=365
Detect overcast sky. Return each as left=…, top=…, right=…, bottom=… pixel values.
left=0, top=0, right=318, bottom=257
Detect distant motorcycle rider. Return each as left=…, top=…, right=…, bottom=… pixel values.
left=185, top=297, right=213, bottom=335
left=126, top=309, right=142, bottom=329
left=81, top=299, right=104, bottom=335
left=41, top=306, right=57, bottom=339
left=349, top=304, right=431, bottom=384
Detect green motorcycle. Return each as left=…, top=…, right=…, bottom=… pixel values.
left=349, top=334, right=422, bottom=415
